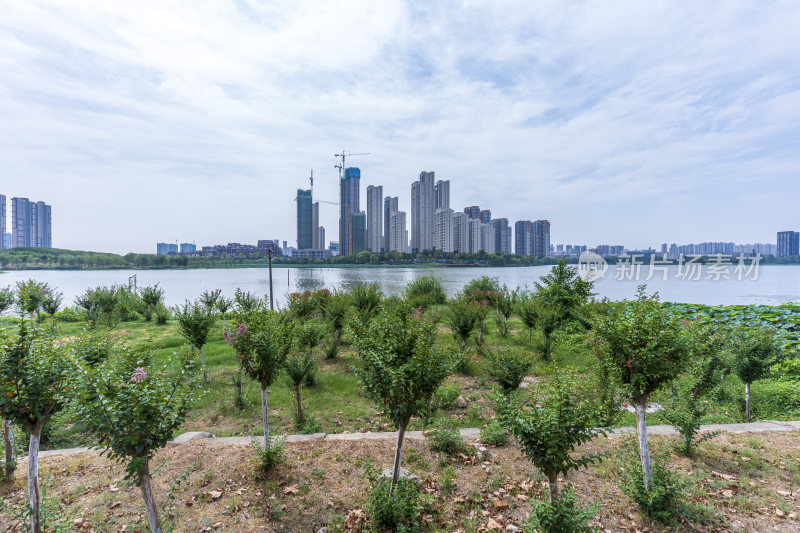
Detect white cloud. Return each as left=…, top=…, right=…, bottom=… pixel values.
left=1, top=0, right=799, bottom=252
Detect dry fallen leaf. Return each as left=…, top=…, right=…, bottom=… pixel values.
left=282, top=485, right=299, bottom=495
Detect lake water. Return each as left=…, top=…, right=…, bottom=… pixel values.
left=1, top=264, right=799, bottom=309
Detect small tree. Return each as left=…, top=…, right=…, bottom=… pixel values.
left=493, top=287, right=515, bottom=337
left=350, top=283, right=383, bottom=325
left=68, top=342, right=201, bottom=533
left=0, top=286, right=15, bottom=478
left=284, top=352, right=315, bottom=427
left=322, top=291, right=350, bottom=357
left=175, top=301, right=216, bottom=383
left=216, top=296, right=233, bottom=329
left=496, top=366, right=606, bottom=505
left=516, top=294, right=565, bottom=360
left=444, top=299, right=478, bottom=349
left=0, top=320, right=68, bottom=533
left=731, top=326, right=781, bottom=420
left=93, top=286, right=121, bottom=327
left=138, top=285, right=164, bottom=322
left=662, top=321, right=729, bottom=454
left=199, top=289, right=222, bottom=312
left=591, top=286, right=688, bottom=490
left=483, top=348, right=535, bottom=396
left=40, top=290, right=63, bottom=318
left=352, top=304, right=454, bottom=489
left=15, top=280, right=50, bottom=321
left=227, top=309, right=294, bottom=452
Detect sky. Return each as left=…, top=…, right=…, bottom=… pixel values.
left=1, top=0, right=799, bottom=254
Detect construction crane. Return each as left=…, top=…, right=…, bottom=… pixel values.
left=334, top=150, right=370, bottom=178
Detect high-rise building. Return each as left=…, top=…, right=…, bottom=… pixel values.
left=480, top=223, right=495, bottom=253
left=157, top=243, right=178, bottom=255
left=351, top=211, right=367, bottom=254
left=329, top=241, right=340, bottom=256
left=434, top=207, right=454, bottom=253
left=468, top=218, right=481, bottom=254
left=311, top=202, right=320, bottom=249
left=492, top=218, right=511, bottom=254
left=515, top=220, right=533, bottom=256
left=383, top=196, right=398, bottom=252
left=318, top=227, right=325, bottom=251
left=464, top=206, right=481, bottom=219
left=452, top=212, right=468, bottom=253
left=480, top=210, right=492, bottom=224
left=3, top=234, right=9, bottom=249
left=389, top=211, right=409, bottom=253
left=410, top=171, right=435, bottom=253
left=435, top=180, right=450, bottom=210
left=533, top=220, right=551, bottom=257
left=296, top=189, right=313, bottom=250
left=0, top=195, right=5, bottom=249
left=366, top=185, right=383, bottom=253
left=180, top=243, right=196, bottom=253
left=12, top=197, right=52, bottom=249
left=339, top=168, right=361, bottom=256
left=777, top=231, right=800, bottom=257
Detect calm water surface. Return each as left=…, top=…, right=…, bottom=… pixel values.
left=1, top=265, right=799, bottom=308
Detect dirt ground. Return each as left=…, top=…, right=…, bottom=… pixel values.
left=2, top=431, right=800, bottom=532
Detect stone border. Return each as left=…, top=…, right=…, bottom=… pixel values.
left=36, top=421, right=799, bottom=459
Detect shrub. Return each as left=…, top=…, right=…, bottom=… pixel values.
left=155, top=303, right=170, bottom=325
left=40, top=290, right=63, bottom=318
left=251, top=436, right=285, bottom=474
left=199, top=289, right=222, bottom=312
left=444, top=300, right=478, bottom=349
left=287, top=291, right=317, bottom=320
left=15, top=279, right=50, bottom=320
left=365, top=461, right=426, bottom=533
left=284, top=352, right=316, bottom=428
left=350, top=283, right=383, bottom=324
left=323, top=291, right=351, bottom=351
left=403, top=276, right=447, bottom=309
left=434, top=384, right=461, bottom=410
left=479, top=422, right=509, bottom=446
left=53, top=306, right=84, bottom=323
left=614, top=437, right=683, bottom=522
left=483, top=348, right=534, bottom=395
left=527, top=485, right=598, bottom=533
left=70, top=326, right=120, bottom=365
left=428, top=428, right=469, bottom=456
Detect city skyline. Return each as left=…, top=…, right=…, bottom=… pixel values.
left=1, top=2, right=799, bottom=254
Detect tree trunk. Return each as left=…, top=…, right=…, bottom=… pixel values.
left=138, top=460, right=163, bottom=533
left=28, top=421, right=43, bottom=533
left=199, top=346, right=207, bottom=384
left=261, top=385, right=270, bottom=451
left=547, top=472, right=559, bottom=504
left=294, top=386, right=303, bottom=426
left=634, top=399, right=653, bottom=491
left=390, top=419, right=408, bottom=493
left=3, top=418, right=14, bottom=478
left=745, top=382, right=751, bottom=421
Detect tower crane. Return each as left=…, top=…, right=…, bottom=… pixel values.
left=334, top=150, right=370, bottom=178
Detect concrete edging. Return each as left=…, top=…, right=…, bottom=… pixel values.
left=35, top=421, right=798, bottom=458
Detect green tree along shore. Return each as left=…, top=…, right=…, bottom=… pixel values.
left=3, top=246, right=798, bottom=270
left=2, top=266, right=800, bottom=531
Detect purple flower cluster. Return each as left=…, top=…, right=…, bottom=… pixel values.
left=130, top=367, right=147, bottom=383
left=224, top=323, right=248, bottom=346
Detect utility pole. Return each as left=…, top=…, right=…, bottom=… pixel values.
left=268, top=248, right=274, bottom=311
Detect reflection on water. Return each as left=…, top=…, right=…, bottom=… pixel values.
left=1, top=264, right=799, bottom=309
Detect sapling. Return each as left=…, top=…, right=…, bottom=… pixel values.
left=496, top=366, right=607, bottom=505
left=731, top=326, right=781, bottom=420
left=175, top=301, right=216, bottom=383
left=483, top=347, right=535, bottom=396
left=227, top=308, right=294, bottom=453
left=284, top=352, right=316, bottom=427
left=0, top=319, right=68, bottom=533
left=352, top=303, right=454, bottom=490
left=15, top=279, right=50, bottom=322
left=322, top=291, right=350, bottom=357
left=216, top=296, right=233, bottom=329
left=591, top=286, right=688, bottom=490
left=68, top=341, right=201, bottom=533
